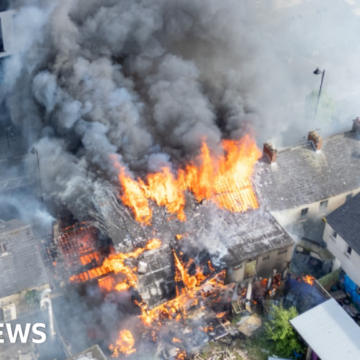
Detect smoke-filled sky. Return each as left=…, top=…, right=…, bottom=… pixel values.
left=1, top=0, right=360, bottom=220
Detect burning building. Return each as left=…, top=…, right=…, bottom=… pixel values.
left=2, top=1, right=360, bottom=359
left=46, top=136, right=295, bottom=359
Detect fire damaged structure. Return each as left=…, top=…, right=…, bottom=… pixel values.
left=0, top=219, right=49, bottom=321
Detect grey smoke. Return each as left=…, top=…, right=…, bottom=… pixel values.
left=2, top=0, right=360, bottom=219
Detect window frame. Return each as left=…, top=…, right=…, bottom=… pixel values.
left=345, top=245, right=352, bottom=257
left=331, top=229, right=337, bottom=240
left=300, top=207, right=308, bottom=219
left=319, top=199, right=329, bottom=212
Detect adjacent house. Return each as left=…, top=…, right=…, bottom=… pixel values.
left=257, top=120, right=360, bottom=244
left=0, top=219, right=49, bottom=321
left=323, top=192, right=360, bottom=295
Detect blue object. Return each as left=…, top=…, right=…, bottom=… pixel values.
left=342, top=275, right=360, bottom=311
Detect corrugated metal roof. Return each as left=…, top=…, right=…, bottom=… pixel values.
left=290, top=298, right=360, bottom=360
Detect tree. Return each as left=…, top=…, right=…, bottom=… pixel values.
left=25, top=289, right=39, bottom=308
left=264, top=304, right=304, bottom=358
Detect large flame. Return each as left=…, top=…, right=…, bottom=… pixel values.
left=109, top=330, right=136, bottom=357
left=70, top=238, right=161, bottom=291
left=69, top=236, right=227, bottom=358
left=114, top=135, right=261, bottom=224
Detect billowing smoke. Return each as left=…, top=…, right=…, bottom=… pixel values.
left=1, top=0, right=263, bottom=217
left=1, top=0, right=360, bottom=220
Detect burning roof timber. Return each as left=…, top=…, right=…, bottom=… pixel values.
left=256, top=128, right=360, bottom=211
left=0, top=219, right=49, bottom=299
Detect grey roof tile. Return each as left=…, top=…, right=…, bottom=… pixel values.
left=256, top=131, right=360, bottom=210
left=0, top=219, right=49, bottom=298
left=326, top=192, right=360, bottom=255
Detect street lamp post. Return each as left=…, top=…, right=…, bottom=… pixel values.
left=313, top=68, right=325, bottom=119
left=31, top=147, right=44, bottom=203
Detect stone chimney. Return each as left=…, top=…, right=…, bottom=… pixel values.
left=308, top=131, right=322, bottom=151
left=263, top=143, right=277, bottom=163
left=352, top=117, right=360, bottom=136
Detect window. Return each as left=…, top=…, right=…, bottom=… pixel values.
left=346, top=246, right=352, bottom=256
left=300, top=208, right=308, bottom=219
left=331, top=229, right=337, bottom=239
left=346, top=193, right=353, bottom=202
left=263, top=255, right=270, bottom=261
left=278, top=249, right=288, bottom=255
left=0, top=244, right=6, bottom=253
left=319, top=200, right=328, bottom=212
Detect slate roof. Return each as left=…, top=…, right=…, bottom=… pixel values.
left=67, top=345, right=107, bottom=360
left=326, top=192, right=360, bottom=255
left=256, top=130, right=360, bottom=211
left=0, top=219, right=49, bottom=298
left=290, top=298, right=360, bottom=360
left=220, top=209, right=294, bottom=266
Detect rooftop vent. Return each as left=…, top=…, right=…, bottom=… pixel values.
left=308, top=131, right=322, bottom=151
left=263, top=143, right=277, bottom=164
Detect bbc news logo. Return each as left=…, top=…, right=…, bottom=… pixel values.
left=0, top=323, right=46, bottom=344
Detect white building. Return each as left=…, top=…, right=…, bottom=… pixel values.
left=256, top=120, right=360, bottom=245
left=323, top=192, right=360, bottom=287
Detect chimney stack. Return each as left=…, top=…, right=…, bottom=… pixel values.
left=308, top=131, right=322, bottom=151
left=263, top=143, right=277, bottom=163
left=352, top=117, right=360, bottom=136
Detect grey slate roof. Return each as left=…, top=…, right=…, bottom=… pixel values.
left=67, top=345, right=107, bottom=360
left=256, top=131, right=360, bottom=211
left=290, top=298, right=360, bottom=360
left=0, top=219, right=49, bottom=299
left=220, top=209, right=294, bottom=266
left=326, top=192, right=360, bottom=255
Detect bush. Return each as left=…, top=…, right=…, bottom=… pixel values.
left=264, top=304, right=304, bottom=358
left=25, top=289, right=39, bottom=307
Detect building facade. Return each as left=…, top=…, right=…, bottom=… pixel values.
left=323, top=193, right=360, bottom=288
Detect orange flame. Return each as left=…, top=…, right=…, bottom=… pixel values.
left=175, top=350, right=187, bottom=360
left=118, top=167, right=152, bottom=225
left=70, top=239, right=161, bottom=291
left=109, top=329, right=136, bottom=357
left=114, top=136, right=260, bottom=224
left=302, top=275, right=315, bottom=286
left=142, top=167, right=186, bottom=221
